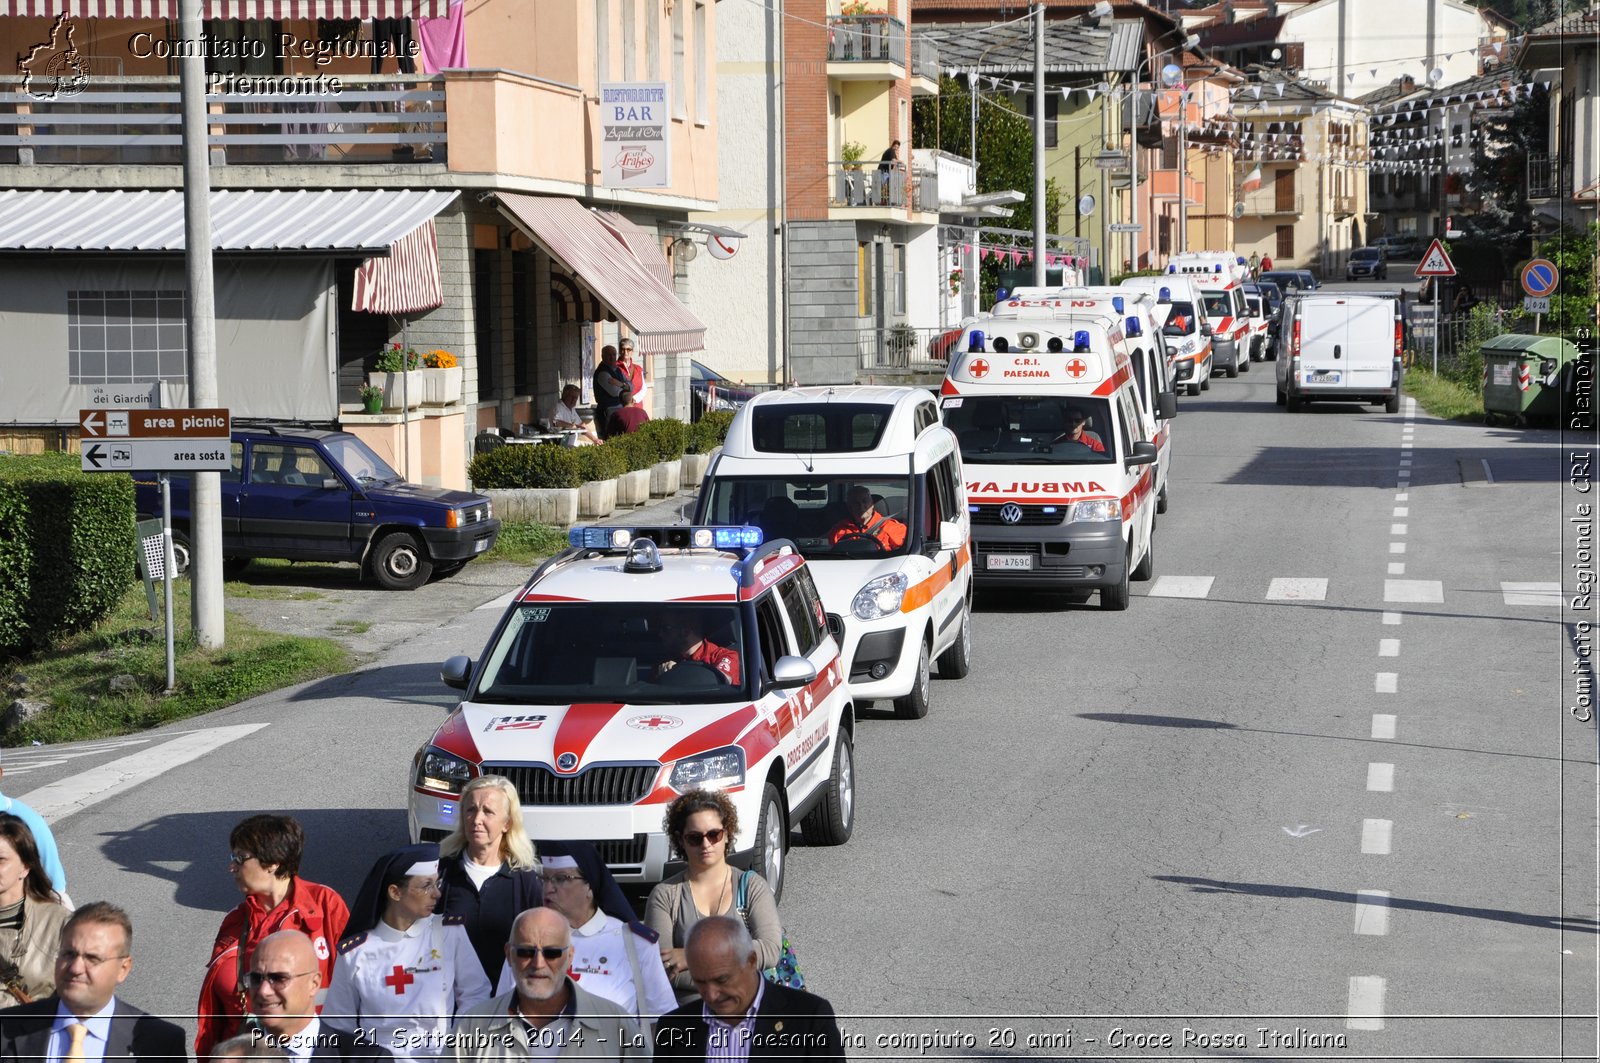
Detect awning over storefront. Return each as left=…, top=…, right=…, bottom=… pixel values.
left=594, top=210, right=674, bottom=290
left=352, top=216, right=443, bottom=314
left=498, top=193, right=706, bottom=357
left=0, top=188, right=458, bottom=253
left=4, top=0, right=445, bottom=17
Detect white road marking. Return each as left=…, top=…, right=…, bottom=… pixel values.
left=1399, top=457, right=1412, bottom=467
left=1385, top=579, right=1443, bottom=603
left=18, top=724, right=269, bottom=822
left=1393, top=507, right=1409, bottom=517
left=1390, top=541, right=1406, bottom=554
left=1147, top=575, right=1215, bottom=598
left=1376, top=673, right=1398, bottom=693
left=1382, top=611, right=1402, bottom=625
left=1482, top=458, right=1495, bottom=484
left=1354, top=890, right=1391, bottom=935
left=476, top=590, right=518, bottom=612
left=1371, top=714, right=1397, bottom=739
left=1347, top=976, right=1387, bottom=1031
left=1367, top=763, right=1395, bottom=791
left=1395, top=492, right=1409, bottom=501
left=1361, top=818, right=1394, bottom=854
left=1378, top=639, right=1400, bottom=657
left=1388, top=563, right=1406, bottom=574
left=1501, top=582, right=1563, bottom=607
left=0, top=737, right=156, bottom=775
left=1391, top=523, right=1408, bottom=535
left=1266, top=577, right=1328, bottom=601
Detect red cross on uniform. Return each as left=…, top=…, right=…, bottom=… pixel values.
left=970, top=359, right=989, bottom=378
left=384, top=965, right=414, bottom=995
left=1065, top=358, right=1088, bottom=378
left=641, top=716, right=670, bottom=728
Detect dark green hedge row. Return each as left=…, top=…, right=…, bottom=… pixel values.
left=0, top=454, right=137, bottom=659
left=470, top=415, right=729, bottom=490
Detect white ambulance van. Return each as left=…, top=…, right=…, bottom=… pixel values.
left=695, top=387, right=972, bottom=719
left=1118, top=276, right=1214, bottom=396
left=1275, top=291, right=1405, bottom=413
left=1166, top=253, right=1253, bottom=378
left=939, top=317, right=1159, bottom=610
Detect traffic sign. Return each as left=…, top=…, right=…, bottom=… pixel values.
left=1109, top=223, right=1144, bottom=233
left=1414, top=239, right=1457, bottom=277
left=81, top=438, right=232, bottom=473
left=1524, top=296, right=1551, bottom=314
left=1093, top=151, right=1128, bottom=170
left=1521, top=258, right=1559, bottom=298
left=80, top=408, right=229, bottom=439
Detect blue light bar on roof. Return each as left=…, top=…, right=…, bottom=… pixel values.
left=1112, top=296, right=1125, bottom=314
left=1073, top=330, right=1091, bottom=352
left=568, top=526, right=764, bottom=551
left=1158, top=286, right=1171, bottom=303
left=1214, top=264, right=1222, bottom=272
left=1236, top=256, right=1247, bottom=266
left=1167, top=265, right=1177, bottom=273
left=1125, top=315, right=1142, bottom=337
left=968, top=330, right=986, bottom=353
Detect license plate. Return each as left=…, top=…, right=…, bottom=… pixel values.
left=986, top=554, right=1034, bottom=570
left=1306, top=371, right=1341, bottom=384
left=475, top=538, right=491, bottom=553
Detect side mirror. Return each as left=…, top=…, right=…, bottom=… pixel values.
left=938, top=519, right=964, bottom=552
left=1200, top=323, right=1214, bottom=337
left=322, top=478, right=344, bottom=491
left=1125, top=440, right=1159, bottom=467
left=1156, top=391, right=1178, bottom=420
left=441, top=655, right=472, bottom=691
left=765, top=654, right=817, bottom=694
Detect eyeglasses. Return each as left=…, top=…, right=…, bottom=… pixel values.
left=682, top=828, right=725, bottom=847
left=227, top=852, right=253, bottom=867
left=246, top=970, right=314, bottom=990
left=407, top=879, right=441, bottom=894
left=510, top=945, right=569, bottom=964
left=57, top=950, right=127, bottom=968
left=541, top=873, right=584, bottom=887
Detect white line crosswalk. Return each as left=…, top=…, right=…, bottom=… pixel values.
left=1134, top=575, right=1563, bottom=608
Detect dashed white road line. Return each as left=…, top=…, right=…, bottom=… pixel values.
left=1361, top=818, right=1394, bottom=855
left=1146, top=575, right=1215, bottom=598
left=1371, top=714, right=1397, bottom=739
left=1353, top=891, right=1391, bottom=935
left=1347, top=976, right=1387, bottom=1030
left=1389, top=541, right=1407, bottom=554
left=1501, top=582, right=1563, bottom=607
left=1367, top=763, right=1395, bottom=792
left=1378, top=639, right=1400, bottom=657
left=1393, top=507, right=1409, bottom=517
left=1395, top=491, right=1409, bottom=502
left=1265, top=577, right=1328, bottom=601
left=1375, top=672, right=1398, bottom=693
left=18, top=724, right=269, bottom=822
left=1387, top=563, right=1406, bottom=574
left=1382, top=611, right=1402, bottom=625
left=1390, top=523, right=1408, bottom=535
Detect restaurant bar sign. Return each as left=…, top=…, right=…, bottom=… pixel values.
left=600, top=82, right=671, bottom=189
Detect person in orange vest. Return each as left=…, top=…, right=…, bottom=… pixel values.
left=827, top=485, right=907, bottom=550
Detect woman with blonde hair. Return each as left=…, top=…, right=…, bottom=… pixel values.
left=435, top=775, right=543, bottom=991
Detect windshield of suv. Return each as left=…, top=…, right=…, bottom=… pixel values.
left=323, top=435, right=402, bottom=485
left=1352, top=248, right=1382, bottom=261
left=943, top=396, right=1116, bottom=466
left=1201, top=291, right=1233, bottom=318
left=474, top=603, right=748, bottom=704
left=1159, top=301, right=1197, bottom=336
left=701, top=476, right=917, bottom=558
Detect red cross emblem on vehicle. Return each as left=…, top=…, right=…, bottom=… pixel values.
left=385, top=965, right=414, bottom=994
left=970, top=359, right=989, bottom=378
left=1066, top=358, right=1088, bottom=378
left=639, top=716, right=672, bottom=728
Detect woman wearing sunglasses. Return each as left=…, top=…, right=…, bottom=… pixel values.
left=195, top=814, right=349, bottom=1058
left=0, top=815, right=70, bottom=1010
left=644, top=789, right=782, bottom=1002
left=323, top=843, right=491, bottom=1059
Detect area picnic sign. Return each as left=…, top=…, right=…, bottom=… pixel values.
left=79, top=407, right=231, bottom=472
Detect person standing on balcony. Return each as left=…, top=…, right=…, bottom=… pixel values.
left=878, top=140, right=899, bottom=205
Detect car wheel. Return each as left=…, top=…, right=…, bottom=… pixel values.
left=1286, top=392, right=1303, bottom=412
left=1100, top=549, right=1132, bottom=611
left=1385, top=389, right=1401, bottom=414
left=1157, top=483, right=1169, bottom=514
left=1131, top=530, right=1154, bottom=581
left=893, top=637, right=932, bottom=719
left=369, top=531, right=433, bottom=591
left=169, top=528, right=193, bottom=577
left=801, top=728, right=854, bottom=846
left=750, top=782, right=787, bottom=902
left=935, top=601, right=972, bottom=680
left=1225, top=361, right=1239, bottom=378
left=1239, top=357, right=1251, bottom=373
left=222, top=557, right=251, bottom=579
left=1187, top=381, right=1201, bottom=397
left=1276, top=388, right=1286, bottom=407
left=1200, top=373, right=1211, bottom=391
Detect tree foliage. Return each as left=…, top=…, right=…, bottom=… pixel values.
left=1463, top=83, right=1547, bottom=249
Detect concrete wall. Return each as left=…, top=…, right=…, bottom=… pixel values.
left=1287, top=0, right=1483, bottom=100
left=786, top=221, right=860, bottom=386
left=903, top=224, right=942, bottom=331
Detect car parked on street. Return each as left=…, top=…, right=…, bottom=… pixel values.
left=1375, top=235, right=1420, bottom=259
left=132, top=425, right=500, bottom=589
left=1345, top=247, right=1389, bottom=281
left=690, top=359, right=761, bottom=420
left=1260, top=269, right=1320, bottom=294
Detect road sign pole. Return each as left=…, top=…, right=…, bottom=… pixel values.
left=160, top=473, right=175, bottom=694
left=1432, top=295, right=1439, bottom=375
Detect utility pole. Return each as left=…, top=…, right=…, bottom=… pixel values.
left=179, top=0, right=223, bottom=648
left=1033, top=2, right=1046, bottom=286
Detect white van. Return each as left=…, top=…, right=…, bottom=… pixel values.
left=1275, top=292, right=1405, bottom=413
left=940, top=319, right=1159, bottom=610
left=695, top=387, right=972, bottom=719
left=1119, top=276, right=1214, bottom=396
left=1166, top=259, right=1252, bottom=377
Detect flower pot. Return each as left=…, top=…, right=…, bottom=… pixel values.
left=369, top=370, right=423, bottom=410
left=361, top=394, right=384, bottom=414
left=420, top=366, right=463, bottom=406
left=680, top=453, right=711, bottom=488
left=649, top=460, right=682, bottom=498
left=616, top=469, right=651, bottom=507
left=481, top=487, right=579, bottom=526
left=579, top=478, right=617, bottom=518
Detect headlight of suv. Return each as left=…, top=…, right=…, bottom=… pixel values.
left=852, top=572, right=910, bottom=620
left=1066, top=499, right=1122, bottom=524
left=415, top=746, right=475, bottom=794
left=669, top=746, right=745, bottom=792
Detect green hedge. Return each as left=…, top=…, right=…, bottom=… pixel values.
left=576, top=443, right=627, bottom=483
left=605, top=432, right=656, bottom=472
left=636, top=419, right=687, bottom=463
left=469, top=416, right=704, bottom=489
left=468, top=444, right=584, bottom=490
left=0, top=454, right=137, bottom=659
left=687, top=411, right=735, bottom=454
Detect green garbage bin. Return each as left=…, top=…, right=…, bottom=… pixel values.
left=1480, top=334, right=1583, bottom=425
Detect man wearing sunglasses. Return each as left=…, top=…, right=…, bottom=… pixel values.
left=450, top=908, right=645, bottom=1060
left=0, top=902, right=185, bottom=1063
left=250, top=930, right=390, bottom=1060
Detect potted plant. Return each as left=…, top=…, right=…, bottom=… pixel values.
left=369, top=343, right=423, bottom=410
left=358, top=383, right=385, bottom=414
left=420, top=348, right=463, bottom=405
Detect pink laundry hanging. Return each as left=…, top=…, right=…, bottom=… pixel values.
left=417, top=0, right=467, bottom=75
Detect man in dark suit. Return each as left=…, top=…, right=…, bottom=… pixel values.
left=248, top=930, right=391, bottom=1061
left=0, top=901, right=185, bottom=1063
left=654, top=917, right=844, bottom=1062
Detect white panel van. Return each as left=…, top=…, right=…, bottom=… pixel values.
left=1275, top=292, right=1405, bottom=412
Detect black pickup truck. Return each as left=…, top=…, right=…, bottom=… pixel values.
left=133, top=425, right=500, bottom=590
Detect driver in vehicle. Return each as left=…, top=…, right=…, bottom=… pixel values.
left=827, top=485, right=908, bottom=551
left=656, top=613, right=742, bottom=685
left=1056, top=410, right=1105, bottom=453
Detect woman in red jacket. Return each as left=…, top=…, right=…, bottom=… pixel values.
left=195, top=814, right=349, bottom=1057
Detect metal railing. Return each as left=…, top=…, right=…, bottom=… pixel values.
left=911, top=37, right=940, bottom=83
left=856, top=325, right=959, bottom=372
left=1527, top=151, right=1568, bottom=199
left=0, top=75, right=446, bottom=167
left=831, top=160, right=936, bottom=210
left=827, top=14, right=907, bottom=63
left=1240, top=192, right=1303, bottom=215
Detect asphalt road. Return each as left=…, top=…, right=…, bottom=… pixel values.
left=23, top=368, right=1597, bottom=1060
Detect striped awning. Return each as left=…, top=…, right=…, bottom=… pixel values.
left=352, top=216, right=442, bottom=315
left=4, top=0, right=446, bottom=16
left=498, top=193, right=705, bottom=357
left=594, top=211, right=673, bottom=291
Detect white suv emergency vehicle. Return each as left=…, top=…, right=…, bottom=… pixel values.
left=1118, top=276, right=1214, bottom=396
left=694, top=387, right=972, bottom=720
left=1166, top=253, right=1253, bottom=378
left=407, top=525, right=855, bottom=900
left=940, top=317, right=1159, bottom=609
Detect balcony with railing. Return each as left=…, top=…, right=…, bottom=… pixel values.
left=1528, top=152, right=1569, bottom=200
left=1240, top=191, right=1304, bottom=216
left=829, top=160, right=938, bottom=218
left=910, top=37, right=940, bottom=94
left=1331, top=192, right=1357, bottom=216
left=827, top=14, right=908, bottom=79
left=856, top=324, right=956, bottom=374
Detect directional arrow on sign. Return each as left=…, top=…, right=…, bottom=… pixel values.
left=81, top=411, right=103, bottom=436
left=84, top=443, right=105, bottom=469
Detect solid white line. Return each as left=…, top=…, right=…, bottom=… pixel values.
left=1371, top=714, right=1397, bottom=739
left=1501, top=582, right=1564, bottom=607
left=1147, top=575, right=1215, bottom=598
left=1482, top=458, right=1495, bottom=484
left=18, top=724, right=270, bottom=822
left=476, top=589, right=518, bottom=612
left=1266, top=577, right=1328, bottom=601
left=1378, top=639, right=1400, bottom=657
left=1375, top=673, right=1398, bottom=693
left=1361, top=818, right=1394, bottom=854
left=1347, top=976, right=1387, bottom=1030
left=1388, top=563, right=1406, bottom=574
left=1367, top=762, right=1395, bottom=791
left=1391, top=523, right=1408, bottom=535
left=1354, top=890, right=1391, bottom=935
left=1385, top=579, right=1443, bottom=602
left=1393, top=506, right=1409, bottom=517
left=1382, top=611, right=1402, bottom=625
left=1390, top=541, right=1406, bottom=554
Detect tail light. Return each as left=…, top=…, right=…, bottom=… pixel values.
left=1290, top=318, right=1302, bottom=361
left=1393, top=318, right=1404, bottom=360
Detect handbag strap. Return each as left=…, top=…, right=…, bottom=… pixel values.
left=734, top=870, right=752, bottom=922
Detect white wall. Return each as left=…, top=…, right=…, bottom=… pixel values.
left=1289, top=0, right=1484, bottom=100
left=903, top=225, right=942, bottom=331
left=682, top=0, right=783, bottom=383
